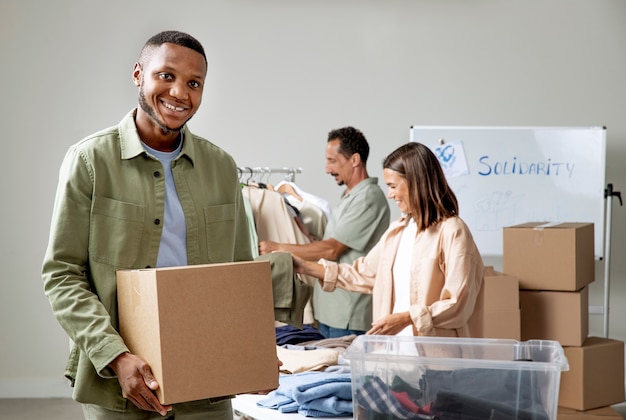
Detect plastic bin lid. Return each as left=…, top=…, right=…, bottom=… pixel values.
left=343, top=335, right=569, bottom=371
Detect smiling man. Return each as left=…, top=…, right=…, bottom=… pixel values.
left=41, top=31, right=253, bottom=419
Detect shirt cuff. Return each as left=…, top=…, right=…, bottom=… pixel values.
left=318, top=259, right=338, bottom=292
left=410, top=304, right=435, bottom=336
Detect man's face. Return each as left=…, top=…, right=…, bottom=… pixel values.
left=133, top=43, right=207, bottom=134
left=325, top=139, right=353, bottom=186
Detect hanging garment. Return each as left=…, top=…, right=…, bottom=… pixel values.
left=243, top=185, right=317, bottom=324
left=242, top=185, right=311, bottom=247
left=276, top=181, right=332, bottom=219
left=276, top=181, right=330, bottom=241
left=255, top=252, right=311, bottom=329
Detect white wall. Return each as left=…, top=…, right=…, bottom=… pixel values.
left=1, top=0, right=624, bottom=398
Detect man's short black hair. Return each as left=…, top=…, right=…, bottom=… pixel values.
left=140, top=30, right=206, bottom=64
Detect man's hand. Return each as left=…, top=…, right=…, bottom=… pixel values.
left=109, top=352, right=172, bottom=416
left=258, top=240, right=280, bottom=255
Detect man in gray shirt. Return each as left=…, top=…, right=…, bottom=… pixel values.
left=259, top=126, right=390, bottom=337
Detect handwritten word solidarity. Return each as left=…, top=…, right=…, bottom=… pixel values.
left=478, top=156, right=575, bottom=177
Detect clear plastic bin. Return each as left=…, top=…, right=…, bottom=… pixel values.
left=343, top=335, right=569, bottom=420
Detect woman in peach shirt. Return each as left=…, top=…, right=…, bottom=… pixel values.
left=293, top=142, right=484, bottom=337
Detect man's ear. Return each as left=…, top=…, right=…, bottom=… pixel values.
left=132, top=62, right=142, bottom=87
left=351, top=153, right=361, bottom=167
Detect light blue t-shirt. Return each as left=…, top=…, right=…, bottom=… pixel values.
left=142, top=138, right=187, bottom=267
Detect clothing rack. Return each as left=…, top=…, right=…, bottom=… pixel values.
left=237, top=167, right=302, bottom=183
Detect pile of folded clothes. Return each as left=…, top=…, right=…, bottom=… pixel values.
left=257, top=370, right=353, bottom=417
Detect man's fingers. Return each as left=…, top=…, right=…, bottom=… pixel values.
left=139, top=365, right=159, bottom=390
left=137, top=370, right=171, bottom=415
left=131, top=389, right=170, bottom=416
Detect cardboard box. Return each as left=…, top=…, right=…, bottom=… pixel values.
left=558, top=406, right=624, bottom=420
left=117, top=261, right=279, bottom=405
left=558, top=337, right=625, bottom=411
left=503, top=222, right=595, bottom=291
left=519, top=287, right=588, bottom=346
left=470, top=267, right=521, bottom=339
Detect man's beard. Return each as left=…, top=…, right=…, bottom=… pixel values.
left=138, top=88, right=186, bottom=135
left=331, top=173, right=344, bottom=186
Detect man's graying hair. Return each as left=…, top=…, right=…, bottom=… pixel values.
left=327, top=126, right=370, bottom=164
left=139, top=30, right=207, bottom=65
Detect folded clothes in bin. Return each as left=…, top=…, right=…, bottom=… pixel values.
left=423, top=368, right=549, bottom=420
left=355, top=376, right=432, bottom=420
left=344, top=336, right=568, bottom=420
left=355, top=369, right=550, bottom=420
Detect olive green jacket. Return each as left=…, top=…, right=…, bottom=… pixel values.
left=41, top=109, right=253, bottom=411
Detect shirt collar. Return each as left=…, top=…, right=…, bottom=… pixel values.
left=342, top=177, right=379, bottom=198
left=118, top=108, right=195, bottom=166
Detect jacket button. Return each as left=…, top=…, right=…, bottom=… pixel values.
left=154, top=219, right=161, bottom=225
left=154, top=171, right=161, bottom=177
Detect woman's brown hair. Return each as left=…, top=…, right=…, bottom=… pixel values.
left=383, top=142, right=458, bottom=231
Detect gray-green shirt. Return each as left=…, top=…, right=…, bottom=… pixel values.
left=41, top=109, right=253, bottom=411
left=313, top=177, right=390, bottom=331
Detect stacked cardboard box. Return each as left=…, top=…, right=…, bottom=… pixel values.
left=469, top=266, right=521, bottom=340
left=503, top=222, right=625, bottom=413
left=557, top=406, right=623, bottom=420
left=559, top=337, right=624, bottom=411
left=504, top=222, right=593, bottom=346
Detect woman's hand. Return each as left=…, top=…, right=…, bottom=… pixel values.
left=290, top=253, right=307, bottom=274
left=367, top=312, right=412, bottom=335
left=291, top=254, right=324, bottom=278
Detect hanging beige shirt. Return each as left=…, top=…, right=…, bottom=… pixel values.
left=319, top=216, right=484, bottom=337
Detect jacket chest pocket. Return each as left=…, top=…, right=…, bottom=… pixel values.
left=204, top=204, right=236, bottom=262
left=90, top=196, right=144, bottom=266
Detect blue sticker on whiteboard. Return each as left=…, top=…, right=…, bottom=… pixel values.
left=436, top=144, right=457, bottom=166
left=432, top=141, right=469, bottom=178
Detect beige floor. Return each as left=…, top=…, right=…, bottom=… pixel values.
left=1, top=398, right=625, bottom=419
left=0, top=398, right=83, bottom=420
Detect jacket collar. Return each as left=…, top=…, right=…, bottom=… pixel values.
left=118, top=109, right=195, bottom=166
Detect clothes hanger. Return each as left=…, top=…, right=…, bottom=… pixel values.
left=245, top=167, right=254, bottom=185
left=277, top=182, right=302, bottom=202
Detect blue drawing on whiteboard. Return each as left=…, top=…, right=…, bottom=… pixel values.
left=469, top=190, right=525, bottom=232
left=436, top=144, right=456, bottom=167
left=431, top=141, right=469, bottom=178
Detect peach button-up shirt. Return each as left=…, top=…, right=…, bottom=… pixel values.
left=319, top=216, right=484, bottom=337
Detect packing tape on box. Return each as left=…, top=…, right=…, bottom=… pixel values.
left=532, top=222, right=561, bottom=230
left=532, top=223, right=561, bottom=246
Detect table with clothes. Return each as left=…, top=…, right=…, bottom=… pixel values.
left=246, top=209, right=549, bottom=419
left=234, top=323, right=552, bottom=420
left=233, top=326, right=356, bottom=419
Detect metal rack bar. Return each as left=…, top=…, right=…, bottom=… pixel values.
left=237, top=167, right=303, bottom=182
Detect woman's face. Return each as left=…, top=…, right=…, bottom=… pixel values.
left=384, top=168, right=410, bottom=214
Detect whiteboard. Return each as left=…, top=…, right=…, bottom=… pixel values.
left=409, top=126, right=607, bottom=258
